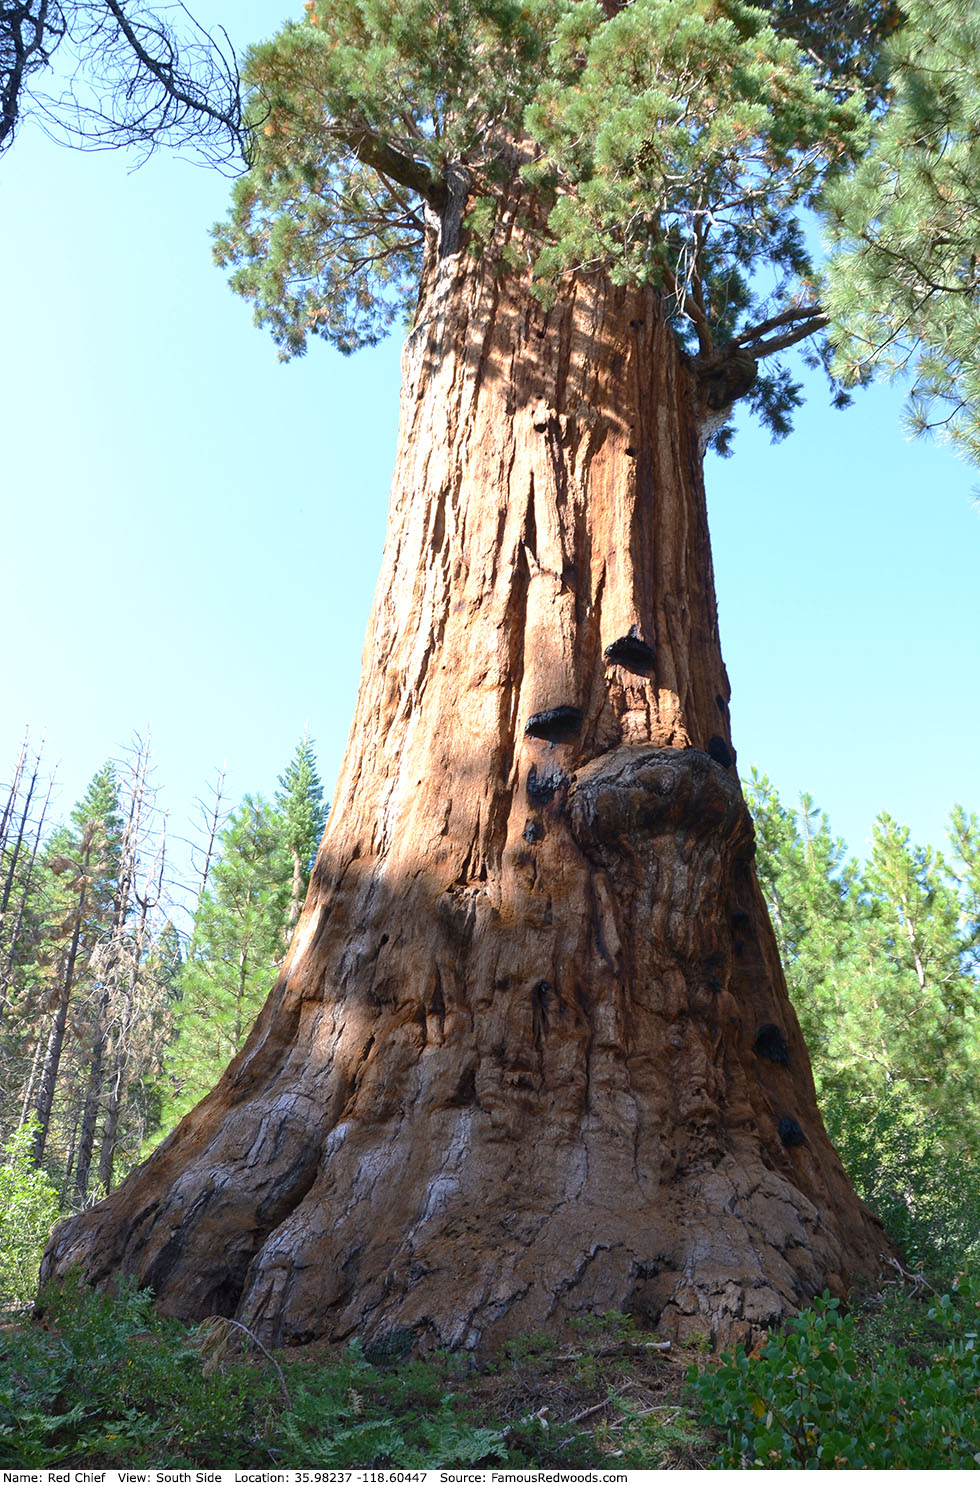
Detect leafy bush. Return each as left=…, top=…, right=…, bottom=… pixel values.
left=690, top=1282, right=980, bottom=1468
left=0, top=1124, right=60, bottom=1314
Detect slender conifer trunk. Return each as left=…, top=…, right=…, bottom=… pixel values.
left=34, top=840, right=91, bottom=1167
left=42, top=213, right=891, bottom=1349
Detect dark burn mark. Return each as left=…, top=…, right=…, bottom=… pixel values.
left=702, top=952, right=723, bottom=994
left=707, top=735, right=733, bottom=769
left=523, top=818, right=544, bottom=844
left=754, top=1023, right=790, bottom=1067
left=715, top=693, right=727, bottom=713
left=778, top=1115, right=806, bottom=1147
left=526, top=764, right=567, bottom=806
left=532, top=979, right=551, bottom=1039
left=604, top=628, right=656, bottom=675
left=448, top=1066, right=477, bottom=1107
left=525, top=705, right=583, bottom=742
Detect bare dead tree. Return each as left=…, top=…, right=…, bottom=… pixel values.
left=167, top=763, right=227, bottom=940
left=0, top=734, right=43, bottom=964
left=1, top=0, right=248, bottom=165
left=0, top=763, right=56, bottom=1031
left=0, top=726, right=29, bottom=854
left=72, top=732, right=154, bottom=1201
left=98, top=810, right=167, bottom=1191
left=190, top=763, right=226, bottom=905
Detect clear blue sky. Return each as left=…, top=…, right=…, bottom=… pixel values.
left=2, top=0, right=978, bottom=870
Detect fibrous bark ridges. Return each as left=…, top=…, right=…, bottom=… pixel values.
left=40, top=222, right=892, bottom=1352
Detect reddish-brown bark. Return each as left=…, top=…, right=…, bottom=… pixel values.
left=41, top=212, right=891, bottom=1351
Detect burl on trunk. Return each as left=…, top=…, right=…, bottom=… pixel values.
left=41, top=221, right=890, bottom=1351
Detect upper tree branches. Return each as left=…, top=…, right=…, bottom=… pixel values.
left=213, top=0, right=886, bottom=444
left=0, top=0, right=246, bottom=164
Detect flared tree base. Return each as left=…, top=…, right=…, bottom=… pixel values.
left=42, top=748, right=889, bottom=1353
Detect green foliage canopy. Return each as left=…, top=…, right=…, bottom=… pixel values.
left=164, top=794, right=290, bottom=1126
left=276, top=728, right=329, bottom=880
left=823, top=0, right=980, bottom=461
left=213, top=0, right=888, bottom=439
left=159, top=734, right=328, bottom=1134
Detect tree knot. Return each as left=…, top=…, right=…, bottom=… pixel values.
left=693, top=347, right=758, bottom=414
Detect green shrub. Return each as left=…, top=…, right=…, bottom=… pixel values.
left=0, top=1124, right=60, bottom=1314
left=690, top=1281, right=980, bottom=1468
left=822, top=1083, right=980, bottom=1283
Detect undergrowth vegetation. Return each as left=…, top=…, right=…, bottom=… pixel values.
left=690, top=1282, right=980, bottom=1468
left=1, top=1286, right=709, bottom=1468
left=2, top=1270, right=980, bottom=1467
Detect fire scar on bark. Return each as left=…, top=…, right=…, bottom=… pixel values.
left=40, top=215, right=892, bottom=1355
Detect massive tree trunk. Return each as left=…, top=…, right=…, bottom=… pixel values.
left=41, top=204, right=891, bottom=1352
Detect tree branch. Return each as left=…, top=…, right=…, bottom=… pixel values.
left=1, top=0, right=66, bottom=152
left=344, top=124, right=446, bottom=208
left=746, top=313, right=830, bottom=360
left=734, top=303, right=827, bottom=349
left=101, top=0, right=242, bottom=139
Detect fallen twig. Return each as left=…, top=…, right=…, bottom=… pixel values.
left=552, top=1339, right=671, bottom=1362
left=565, top=1379, right=643, bottom=1426
left=196, top=1315, right=292, bottom=1408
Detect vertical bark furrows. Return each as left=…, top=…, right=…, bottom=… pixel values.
left=42, top=227, right=891, bottom=1351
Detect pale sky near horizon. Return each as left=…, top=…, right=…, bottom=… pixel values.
left=2, top=0, right=978, bottom=874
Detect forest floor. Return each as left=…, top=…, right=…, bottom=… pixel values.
left=4, top=1272, right=978, bottom=1468
left=1, top=1287, right=716, bottom=1468
left=271, top=1317, right=716, bottom=1468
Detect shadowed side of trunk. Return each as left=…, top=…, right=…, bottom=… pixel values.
left=40, top=217, right=891, bottom=1352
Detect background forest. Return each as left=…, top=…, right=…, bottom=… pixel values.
left=0, top=729, right=327, bottom=1304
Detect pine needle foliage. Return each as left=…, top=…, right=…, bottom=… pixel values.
left=747, top=772, right=980, bottom=1275
left=159, top=734, right=328, bottom=1132
left=163, top=794, right=290, bottom=1126
left=823, top=0, right=980, bottom=462
left=213, top=0, right=891, bottom=441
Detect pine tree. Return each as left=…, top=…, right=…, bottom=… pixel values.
left=0, top=734, right=56, bottom=1121
left=0, top=737, right=181, bottom=1202
left=162, top=795, right=291, bottom=1130
left=276, top=730, right=329, bottom=931
left=747, top=775, right=980, bottom=1271
left=948, top=805, right=980, bottom=979
left=823, top=0, right=980, bottom=461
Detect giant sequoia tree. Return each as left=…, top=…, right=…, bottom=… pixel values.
left=43, top=0, right=898, bottom=1350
